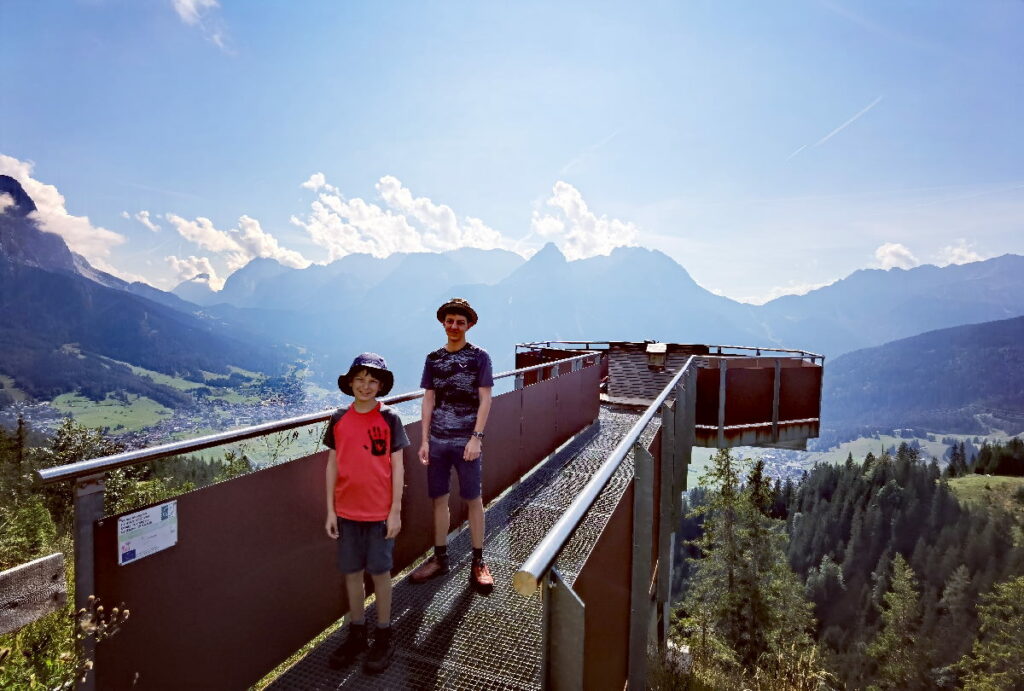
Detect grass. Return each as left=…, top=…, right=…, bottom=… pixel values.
left=949, top=474, right=1024, bottom=525
left=227, top=365, right=266, bottom=380
left=105, top=360, right=207, bottom=391
left=51, top=393, right=173, bottom=432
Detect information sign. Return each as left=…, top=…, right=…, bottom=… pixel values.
left=117, top=500, right=178, bottom=565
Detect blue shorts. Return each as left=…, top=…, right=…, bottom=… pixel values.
left=336, top=517, right=394, bottom=575
left=427, top=437, right=482, bottom=500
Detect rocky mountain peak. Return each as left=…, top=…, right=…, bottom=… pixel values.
left=0, top=176, right=77, bottom=273
left=0, top=175, right=37, bottom=217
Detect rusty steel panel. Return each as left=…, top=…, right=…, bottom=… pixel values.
left=694, top=421, right=820, bottom=449
left=515, top=351, right=546, bottom=386
left=580, top=362, right=602, bottom=429
left=556, top=363, right=599, bottom=439
left=480, top=389, right=524, bottom=505
left=520, top=375, right=561, bottom=476
left=724, top=367, right=775, bottom=426
left=91, top=365, right=603, bottom=690
left=94, top=451, right=347, bottom=690
left=576, top=483, right=633, bottom=691
left=779, top=364, right=823, bottom=421
left=695, top=366, right=721, bottom=426
left=393, top=422, right=457, bottom=570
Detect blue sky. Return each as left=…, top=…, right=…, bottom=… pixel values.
left=2, top=0, right=1023, bottom=302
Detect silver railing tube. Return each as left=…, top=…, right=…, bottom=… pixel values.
left=37, top=353, right=598, bottom=485
left=513, top=355, right=695, bottom=596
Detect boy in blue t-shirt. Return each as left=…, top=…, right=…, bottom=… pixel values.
left=409, top=298, right=495, bottom=593
left=322, top=353, right=410, bottom=673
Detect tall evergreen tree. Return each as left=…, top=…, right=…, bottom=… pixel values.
left=677, top=449, right=823, bottom=686
left=867, top=553, right=926, bottom=689
left=954, top=574, right=1024, bottom=690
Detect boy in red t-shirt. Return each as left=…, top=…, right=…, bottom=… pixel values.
left=322, top=353, right=410, bottom=673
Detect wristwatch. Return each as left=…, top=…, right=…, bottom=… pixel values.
left=471, top=431, right=485, bottom=439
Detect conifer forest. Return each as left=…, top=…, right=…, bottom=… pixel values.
left=671, top=443, right=1024, bottom=690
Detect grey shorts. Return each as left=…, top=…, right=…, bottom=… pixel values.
left=427, top=437, right=482, bottom=500
left=336, top=517, right=394, bottom=575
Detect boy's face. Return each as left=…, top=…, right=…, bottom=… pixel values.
left=442, top=313, right=472, bottom=342
left=350, top=369, right=381, bottom=403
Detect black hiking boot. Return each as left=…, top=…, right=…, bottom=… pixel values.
left=363, top=626, right=395, bottom=674
left=328, top=621, right=367, bottom=669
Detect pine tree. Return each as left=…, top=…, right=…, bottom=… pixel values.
left=954, top=574, right=1024, bottom=690
left=933, top=565, right=974, bottom=676
left=679, top=449, right=823, bottom=685
left=867, top=553, right=925, bottom=689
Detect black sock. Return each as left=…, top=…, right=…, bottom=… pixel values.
left=434, top=545, right=448, bottom=561
left=472, top=547, right=483, bottom=562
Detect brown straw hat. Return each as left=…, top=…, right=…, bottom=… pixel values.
left=436, top=297, right=478, bottom=325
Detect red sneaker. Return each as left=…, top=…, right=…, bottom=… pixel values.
left=409, top=555, right=450, bottom=584
left=470, top=560, right=494, bottom=593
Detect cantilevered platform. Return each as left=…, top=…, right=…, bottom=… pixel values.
left=268, top=407, right=655, bottom=690
left=35, top=343, right=821, bottom=690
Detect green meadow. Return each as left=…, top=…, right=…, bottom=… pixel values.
left=51, top=392, right=173, bottom=432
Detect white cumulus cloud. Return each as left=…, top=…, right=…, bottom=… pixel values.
left=874, top=242, right=919, bottom=270
left=134, top=210, right=161, bottom=232
left=0, top=153, right=127, bottom=267
left=530, top=181, right=639, bottom=260
left=292, top=173, right=509, bottom=261
left=166, top=212, right=312, bottom=272
left=301, top=172, right=332, bottom=192
left=166, top=255, right=224, bottom=291
left=376, top=175, right=504, bottom=251
left=937, top=239, right=984, bottom=266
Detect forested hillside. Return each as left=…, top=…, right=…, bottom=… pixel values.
left=821, top=315, right=1024, bottom=438
left=673, top=445, right=1024, bottom=689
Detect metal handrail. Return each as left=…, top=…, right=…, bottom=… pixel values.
left=516, top=339, right=823, bottom=362
left=512, top=355, right=696, bottom=596
left=37, top=352, right=599, bottom=485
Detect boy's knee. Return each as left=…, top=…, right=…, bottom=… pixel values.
left=344, top=570, right=365, bottom=582
left=432, top=494, right=450, bottom=508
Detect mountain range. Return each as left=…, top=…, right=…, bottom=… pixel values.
left=2, top=173, right=1024, bottom=436
left=821, top=314, right=1024, bottom=437
left=0, top=175, right=292, bottom=405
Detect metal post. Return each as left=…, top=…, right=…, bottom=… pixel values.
left=673, top=381, right=686, bottom=526
left=542, top=568, right=585, bottom=690
left=515, top=372, right=525, bottom=390
left=676, top=369, right=696, bottom=519
left=657, top=402, right=676, bottom=646
left=74, top=473, right=105, bottom=691
left=772, top=359, right=781, bottom=443
left=717, top=359, right=727, bottom=449
left=629, top=442, right=654, bottom=690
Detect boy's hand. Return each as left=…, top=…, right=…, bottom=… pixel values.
left=386, top=511, right=401, bottom=539
left=419, top=440, right=430, bottom=465
left=325, top=515, right=338, bottom=539
left=464, top=436, right=482, bottom=461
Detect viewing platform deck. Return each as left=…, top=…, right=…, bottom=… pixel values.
left=270, top=406, right=652, bottom=690
left=31, top=341, right=822, bottom=690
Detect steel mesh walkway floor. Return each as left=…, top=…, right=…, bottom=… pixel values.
left=268, top=406, right=655, bottom=690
